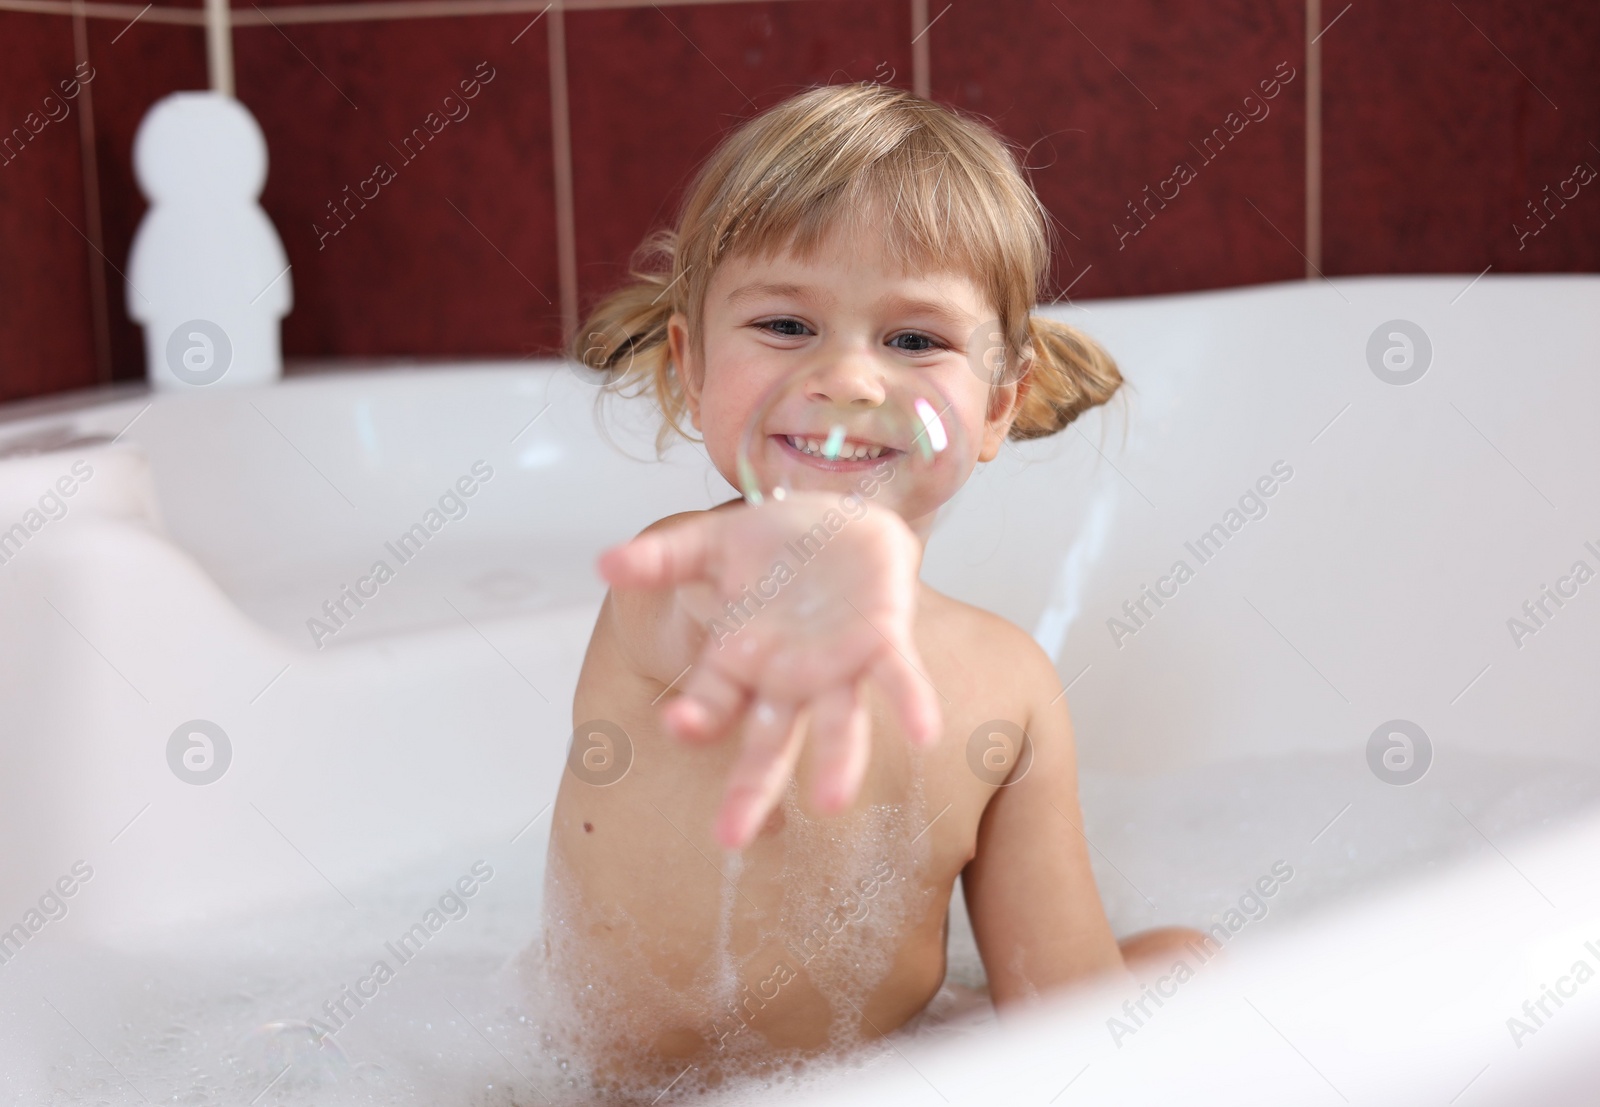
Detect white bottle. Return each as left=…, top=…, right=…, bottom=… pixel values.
left=127, top=92, right=292, bottom=389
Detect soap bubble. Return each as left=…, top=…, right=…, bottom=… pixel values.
left=734, top=365, right=970, bottom=523
left=232, top=1019, right=350, bottom=1093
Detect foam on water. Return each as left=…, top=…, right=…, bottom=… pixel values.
left=524, top=771, right=944, bottom=1103
left=4, top=748, right=1596, bottom=1106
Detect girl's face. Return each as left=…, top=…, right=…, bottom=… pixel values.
left=668, top=224, right=1021, bottom=535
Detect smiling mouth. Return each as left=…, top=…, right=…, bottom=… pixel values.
left=774, top=433, right=898, bottom=466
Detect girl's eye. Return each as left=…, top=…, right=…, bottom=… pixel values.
left=753, top=321, right=946, bottom=351
left=758, top=318, right=812, bottom=338
left=889, top=331, right=945, bottom=354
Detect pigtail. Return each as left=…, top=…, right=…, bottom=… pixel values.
left=568, top=228, right=696, bottom=456
left=1007, top=315, right=1124, bottom=441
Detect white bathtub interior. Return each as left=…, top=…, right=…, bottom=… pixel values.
left=0, top=275, right=1597, bottom=1105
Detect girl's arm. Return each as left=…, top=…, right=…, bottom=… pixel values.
left=961, top=637, right=1129, bottom=1009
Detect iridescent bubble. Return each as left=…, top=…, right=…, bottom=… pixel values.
left=233, top=1019, right=349, bottom=1092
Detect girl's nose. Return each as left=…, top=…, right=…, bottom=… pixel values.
left=803, top=348, right=886, bottom=408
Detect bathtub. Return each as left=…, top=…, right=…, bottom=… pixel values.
left=1, top=274, right=1598, bottom=1105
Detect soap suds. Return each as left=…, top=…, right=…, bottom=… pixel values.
left=6, top=749, right=1596, bottom=1106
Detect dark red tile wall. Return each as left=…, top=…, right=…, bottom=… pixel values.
left=566, top=0, right=912, bottom=318
left=1, top=0, right=1596, bottom=404
left=234, top=14, right=561, bottom=359
left=1322, top=0, right=1600, bottom=275
left=0, top=14, right=99, bottom=402
left=932, top=0, right=1306, bottom=300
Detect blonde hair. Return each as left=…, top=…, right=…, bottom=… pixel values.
left=570, top=81, right=1122, bottom=455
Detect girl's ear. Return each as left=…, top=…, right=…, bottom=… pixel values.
left=667, top=311, right=702, bottom=430
left=976, top=356, right=1030, bottom=463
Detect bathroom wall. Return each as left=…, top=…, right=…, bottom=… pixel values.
left=0, top=0, right=1595, bottom=403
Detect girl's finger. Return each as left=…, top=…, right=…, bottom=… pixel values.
left=597, top=517, right=715, bottom=589
left=869, top=646, right=943, bottom=749
left=662, top=661, right=749, bottom=746
left=715, top=698, right=805, bottom=850
left=803, top=679, right=870, bottom=814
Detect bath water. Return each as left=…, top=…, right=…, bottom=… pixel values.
left=4, top=747, right=1596, bottom=1106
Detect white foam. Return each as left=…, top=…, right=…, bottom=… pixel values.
left=5, top=748, right=1595, bottom=1105
left=523, top=771, right=945, bottom=1102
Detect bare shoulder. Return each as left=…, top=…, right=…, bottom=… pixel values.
left=607, top=504, right=734, bottom=630
left=635, top=506, right=714, bottom=536
left=605, top=509, right=706, bottom=616
left=916, top=586, right=1062, bottom=720
left=596, top=507, right=723, bottom=688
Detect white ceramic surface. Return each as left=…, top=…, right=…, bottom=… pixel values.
left=0, top=274, right=1596, bottom=1104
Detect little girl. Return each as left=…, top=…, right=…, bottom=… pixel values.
left=526, top=81, right=1200, bottom=1104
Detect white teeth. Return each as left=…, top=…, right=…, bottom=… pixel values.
left=785, top=435, right=886, bottom=461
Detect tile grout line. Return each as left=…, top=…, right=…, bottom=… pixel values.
left=70, top=0, right=114, bottom=386
left=910, top=0, right=929, bottom=99
left=0, top=0, right=205, bottom=22
left=205, top=0, right=235, bottom=94
left=1304, top=0, right=1322, bottom=280
left=0, top=0, right=809, bottom=27
left=546, top=0, right=578, bottom=345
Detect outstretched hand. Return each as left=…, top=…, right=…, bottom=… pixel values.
left=597, top=493, right=941, bottom=849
